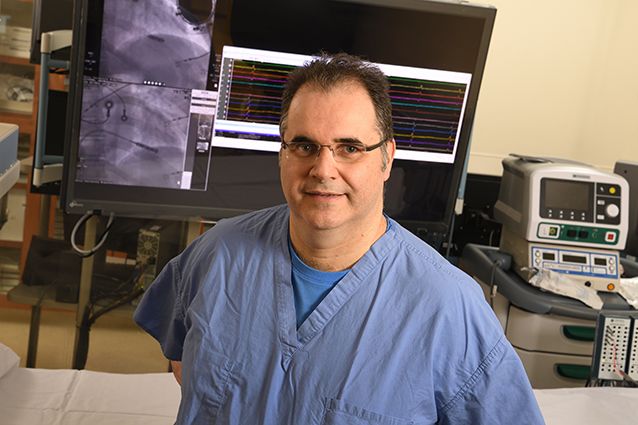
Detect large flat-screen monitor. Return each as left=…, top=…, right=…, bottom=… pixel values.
left=62, top=0, right=496, bottom=244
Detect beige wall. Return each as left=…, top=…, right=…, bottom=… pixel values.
left=469, top=0, right=638, bottom=176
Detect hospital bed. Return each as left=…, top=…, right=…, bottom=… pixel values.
left=0, top=343, right=636, bottom=424
left=0, top=343, right=180, bottom=425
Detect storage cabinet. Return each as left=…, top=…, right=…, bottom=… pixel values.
left=0, top=0, right=47, bottom=288
left=474, top=277, right=596, bottom=388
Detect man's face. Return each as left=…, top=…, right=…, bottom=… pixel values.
left=280, top=81, right=395, bottom=233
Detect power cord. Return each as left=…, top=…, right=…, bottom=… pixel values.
left=485, top=251, right=512, bottom=309
left=70, top=211, right=116, bottom=258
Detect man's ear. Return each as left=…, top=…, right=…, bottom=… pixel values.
left=278, top=135, right=284, bottom=165
left=383, top=139, right=396, bottom=180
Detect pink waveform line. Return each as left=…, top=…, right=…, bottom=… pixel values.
left=390, top=95, right=462, bottom=106
left=394, top=117, right=457, bottom=127
left=389, top=89, right=462, bottom=100
left=232, top=74, right=287, bottom=84
left=393, top=106, right=458, bottom=118
left=229, top=92, right=282, bottom=101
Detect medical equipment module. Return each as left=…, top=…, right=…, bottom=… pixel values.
left=500, top=227, right=621, bottom=292
left=495, top=155, right=629, bottom=250
left=591, top=312, right=638, bottom=383
left=495, top=155, right=629, bottom=292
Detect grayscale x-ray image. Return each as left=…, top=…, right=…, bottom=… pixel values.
left=77, top=78, right=192, bottom=189
left=100, top=0, right=215, bottom=89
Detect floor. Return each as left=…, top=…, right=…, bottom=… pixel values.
left=1, top=301, right=169, bottom=373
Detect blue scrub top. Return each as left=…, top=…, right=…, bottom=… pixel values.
left=134, top=205, right=544, bottom=424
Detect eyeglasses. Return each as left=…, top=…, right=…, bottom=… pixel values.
left=281, top=139, right=386, bottom=163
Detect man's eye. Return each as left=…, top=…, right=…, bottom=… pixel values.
left=291, top=143, right=317, bottom=154
left=299, top=143, right=315, bottom=152
left=338, top=144, right=364, bottom=155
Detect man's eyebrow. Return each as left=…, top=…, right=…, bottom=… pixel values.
left=284, top=136, right=364, bottom=145
left=286, top=135, right=317, bottom=144
left=334, top=137, right=364, bottom=145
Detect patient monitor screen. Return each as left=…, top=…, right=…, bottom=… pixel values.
left=67, top=0, right=494, bottom=227
left=213, top=46, right=470, bottom=163
left=542, top=179, right=592, bottom=212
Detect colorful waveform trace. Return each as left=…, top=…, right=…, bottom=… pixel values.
left=219, top=59, right=293, bottom=126
left=213, top=45, right=472, bottom=163
left=390, top=76, right=467, bottom=156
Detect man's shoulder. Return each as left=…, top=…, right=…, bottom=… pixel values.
left=387, top=219, right=457, bottom=275
left=196, top=204, right=288, bottom=242
left=212, top=204, right=289, bottom=235
left=178, top=205, right=288, bottom=264
left=386, top=218, right=483, bottom=302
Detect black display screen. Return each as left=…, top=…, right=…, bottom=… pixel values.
left=542, top=179, right=592, bottom=212
left=62, top=0, right=496, bottom=239
left=563, top=254, right=587, bottom=264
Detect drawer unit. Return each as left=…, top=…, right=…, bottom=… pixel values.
left=515, top=348, right=591, bottom=389
left=506, top=305, right=595, bottom=356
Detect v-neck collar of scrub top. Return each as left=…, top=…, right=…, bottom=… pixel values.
left=273, top=212, right=398, bottom=368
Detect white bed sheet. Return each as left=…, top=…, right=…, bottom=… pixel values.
left=0, top=354, right=180, bottom=425
left=2, top=344, right=637, bottom=424
left=534, top=387, right=638, bottom=425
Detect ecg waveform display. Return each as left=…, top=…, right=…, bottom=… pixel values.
left=213, top=46, right=471, bottom=162
left=390, top=77, right=467, bottom=155
left=218, top=59, right=292, bottom=126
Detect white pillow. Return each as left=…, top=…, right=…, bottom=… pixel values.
left=0, top=342, right=20, bottom=379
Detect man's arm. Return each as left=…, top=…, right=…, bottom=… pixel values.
left=170, top=360, right=182, bottom=385
left=134, top=258, right=189, bottom=386
left=439, top=337, right=544, bottom=424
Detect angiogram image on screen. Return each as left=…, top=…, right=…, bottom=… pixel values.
left=98, top=0, right=214, bottom=88
left=212, top=46, right=471, bottom=163
left=77, top=78, right=215, bottom=190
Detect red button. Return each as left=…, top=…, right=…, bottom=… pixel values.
left=605, top=232, right=616, bottom=242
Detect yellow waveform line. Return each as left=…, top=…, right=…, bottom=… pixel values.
left=390, top=83, right=464, bottom=94
left=233, top=64, right=291, bottom=75
left=228, top=106, right=279, bottom=114
left=395, top=132, right=454, bottom=141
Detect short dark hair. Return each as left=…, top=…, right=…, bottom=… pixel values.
left=279, top=52, right=394, bottom=148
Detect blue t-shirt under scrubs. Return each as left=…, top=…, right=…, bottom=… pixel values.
left=289, top=240, right=348, bottom=328
left=134, top=204, right=544, bottom=424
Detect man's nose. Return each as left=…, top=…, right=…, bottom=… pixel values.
left=309, top=146, right=339, bottom=180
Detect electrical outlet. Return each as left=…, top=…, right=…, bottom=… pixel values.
left=592, top=314, right=631, bottom=381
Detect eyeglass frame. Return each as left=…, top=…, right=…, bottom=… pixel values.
left=280, top=138, right=387, bottom=163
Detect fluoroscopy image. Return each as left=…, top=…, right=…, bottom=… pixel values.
left=99, top=0, right=214, bottom=89
left=77, top=78, right=193, bottom=189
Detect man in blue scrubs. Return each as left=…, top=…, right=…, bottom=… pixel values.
left=135, top=53, right=545, bottom=424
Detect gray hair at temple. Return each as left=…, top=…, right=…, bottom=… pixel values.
left=279, top=52, right=394, bottom=170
